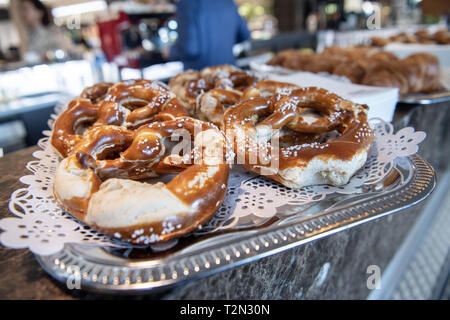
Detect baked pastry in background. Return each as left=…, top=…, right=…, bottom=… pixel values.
left=362, top=53, right=442, bottom=95
left=169, top=65, right=261, bottom=127
left=53, top=117, right=231, bottom=244
left=50, top=75, right=381, bottom=244
left=361, top=61, right=410, bottom=95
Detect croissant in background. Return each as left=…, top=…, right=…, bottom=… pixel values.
left=333, top=60, right=370, bottom=84
left=267, top=47, right=443, bottom=95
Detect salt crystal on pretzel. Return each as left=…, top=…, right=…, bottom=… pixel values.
left=169, top=65, right=261, bottom=126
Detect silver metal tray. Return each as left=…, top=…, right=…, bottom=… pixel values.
left=398, top=91, right=450, bottom=104
left=35, top=154, right=435, bottom=294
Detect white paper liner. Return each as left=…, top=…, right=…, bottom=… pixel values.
left=0, top=101, right=426, bottom=255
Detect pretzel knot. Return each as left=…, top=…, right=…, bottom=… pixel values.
left=53, top=117, right=231, bottom=244
left=96, top=79, right=187, bottom=128
left=51, top=97, right=100, bottom=158
left=242, top=80, right=301, bottom=99
left=169, top=65, right=260, bottom=124
left=223, top=85, right=375, bottom=189
left=80, top=82, right=113, bottom=103
left=51, top=80, right=188, bottom=158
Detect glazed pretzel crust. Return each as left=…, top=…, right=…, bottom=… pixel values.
left=51, top=80, right=188, bottom=157
left=53, top=117, right=231, bottom=244
left=224, top=84, right=375, bottom=188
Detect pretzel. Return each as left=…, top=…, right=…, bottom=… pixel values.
left=169, top=65, right=260, bottom=117
left=51, top=80, right=188, bottom=157
left=332, top=52, right=399, bottom=84
left=362, top=53, right=442, bottom=94
left=369, top=51, right=399, bottom=62
left=224, top=84, right=374, bottom=188
left=242, top=80, right=301, bottom=99
left=196, top=89, right=242, bottom=127
left=80, top=82, right=114, bottom=103
left=333, top=60, right=369, bottom=84
left=332, top=59, right=378, bottom=84
left=96, top=79, right=188, bottom=129
left=53, top=117, right=231, bottom=244
left=267, top=47, right=375, bottom=73
left=433, top=29, right=450, bottom=44
left=267, top=47, right=443, bottom=95
left=51, top=98, right=100, bottom=158
left=168, top=70, right=201, bottom=109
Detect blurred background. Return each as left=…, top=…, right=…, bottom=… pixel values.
left=0, top=0, right=448, bottom=153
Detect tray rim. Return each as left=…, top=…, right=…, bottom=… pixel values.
left=34, top=154, right=436, bottom=294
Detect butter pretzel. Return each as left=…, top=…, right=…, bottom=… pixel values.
left=53, top=117, right=231, bottom=244
left=224, top=84, right=374, bottom=188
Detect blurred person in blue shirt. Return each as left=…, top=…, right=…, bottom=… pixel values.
left=168, top=0, right=251, bottom=70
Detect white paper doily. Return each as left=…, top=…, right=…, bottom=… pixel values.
left=0, top=106, right=426, bottom=255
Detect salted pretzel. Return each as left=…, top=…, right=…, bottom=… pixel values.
left=96, top=79, right=187, bottom=128
left=223, top=84, right=374, bottom=188
left=401, top=53, right=443, bottom=93
left=169, top=65, right=260, bottom=124
left=267, top=50, right=315, bottom=70
left=242, top=80, right=301, bottom=99
left=267, top=47, right=443, bottom=95
left=53, top=117, right=231, bottom=244
left=194, top=80, right=301, bottom=128
left=51, top=80, right=188, bottom=158
left=51, top=98, right=101, bottom=158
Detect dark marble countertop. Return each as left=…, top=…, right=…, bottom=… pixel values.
left=0, top=101, right=449, bottom=300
